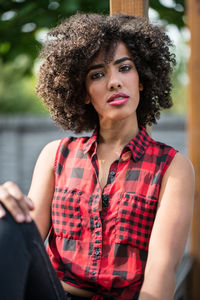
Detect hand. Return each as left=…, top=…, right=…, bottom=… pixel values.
left=0, top=181, right=35, bottom=222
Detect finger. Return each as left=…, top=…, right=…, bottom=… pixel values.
left=3, top=182, right=34, bottom=221
left=3, top=181, right=25, bottom=201
left=0, top=186, right=26, bottom=222
left=25, top=196, right=35, bottom=210
left=0, top=203, right=6, bottom=218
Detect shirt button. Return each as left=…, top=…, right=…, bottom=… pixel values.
left=91, top=271, right=96, bottom=275
left=96, top=222, right=101, bottom=228
left=95, top=250, right=99, bottom=256
left=110, top=171, right=116, bottom=177
left=91, top=277, right=96, bottom=281
left=121, top=152, right=131, bottom=161
left=94, top=216, right=98, bottom=220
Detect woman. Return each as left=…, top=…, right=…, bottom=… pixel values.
left=0, top=13, right=194, bottom=300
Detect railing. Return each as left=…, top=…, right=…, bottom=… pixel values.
left=0, top=114, right=186, bottom=193
left=174, top=254, right=193, bottom=300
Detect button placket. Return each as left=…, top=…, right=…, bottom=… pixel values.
left=88, top=189, right=102, bottom=281
left=89, top=240, right=102, bottom=281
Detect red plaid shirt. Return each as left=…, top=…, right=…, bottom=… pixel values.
left=46, top=127, right=177, bottom=300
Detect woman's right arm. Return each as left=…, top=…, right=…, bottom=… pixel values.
left=0, top=139, right=60, bottom=241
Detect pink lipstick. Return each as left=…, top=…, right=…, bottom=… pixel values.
left=107, top=93, right=129, bottom=106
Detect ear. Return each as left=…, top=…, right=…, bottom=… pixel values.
left=85, top=98, right=91, bottom=104
left=139, top=83, right=144, bottom=91
left=84, top=93, right=91, bottom=104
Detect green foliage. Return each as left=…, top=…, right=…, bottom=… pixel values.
left=0, top=0, right=186, bottom=114
left=171, top=83, right=187, bottom=115
left=171, top=53, right=188, bottom=114
left=0, top=0, right=109, bottom=71
left=150, top=0, right=185, bottom=28
left=0, top=59, right=47, bottom=113
left=0, top=0, right=184, bottom=71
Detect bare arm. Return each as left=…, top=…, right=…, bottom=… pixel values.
left=0, top=140, right=60, bottom=241
left=28, top=140, right=60, bottom=240
left=138, top=153, right=195, bottom=300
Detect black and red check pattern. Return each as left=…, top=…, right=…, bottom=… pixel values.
left=46, top=127, right=178, bottom=300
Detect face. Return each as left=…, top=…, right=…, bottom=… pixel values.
left=85, top=42, right=143, bottom=126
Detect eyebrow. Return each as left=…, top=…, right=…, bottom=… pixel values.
left=87, top=57, right=133, bottom=73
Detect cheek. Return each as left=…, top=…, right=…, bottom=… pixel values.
left=90, top=99, right=102, bottom=112
left=86, top=83, right=96, bottom=99
left=87, top=83, right=104, bottom=102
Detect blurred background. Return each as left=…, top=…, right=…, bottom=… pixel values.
left=0, top=0, right=188, bottom=193
left=0, top=1, right=198, bottom=299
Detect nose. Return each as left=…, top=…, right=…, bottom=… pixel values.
left=107, top=71, right=122, bottom=91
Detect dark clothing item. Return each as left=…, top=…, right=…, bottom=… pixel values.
left=0, top=207, right=66, bottom=300
left=47, top=126, right=177, bottom=299
left=65, top=292, right=92, bottom=300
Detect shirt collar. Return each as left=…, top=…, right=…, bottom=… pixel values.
left=83, top=126, right=151, bottom=162
left=124, top=126, right=152, bottom=161
left=83, top=129, right=98, bottom=154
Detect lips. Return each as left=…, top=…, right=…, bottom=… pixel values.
left=107, top=93, right=129, bottom=106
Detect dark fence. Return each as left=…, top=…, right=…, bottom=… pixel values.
left=0, top=114, right=186, bottom=193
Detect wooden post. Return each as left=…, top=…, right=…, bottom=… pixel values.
left=187, top=0, right=200, bottom=299
left=109, top=0, right=149, bottom=134
left=110, top=0, right=149, bottom=17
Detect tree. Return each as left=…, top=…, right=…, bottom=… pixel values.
left=0, top=0, right=185, bottom=73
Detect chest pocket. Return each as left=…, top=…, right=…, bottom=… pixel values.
left=115, top=193, right=157, bottom=250
left=52, top=188, right=82, bottom=239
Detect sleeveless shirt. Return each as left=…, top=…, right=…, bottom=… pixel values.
left=46, top=127, right=178, bottom=299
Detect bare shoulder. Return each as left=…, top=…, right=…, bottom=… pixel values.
left=36, top=139, right=61, bottom=169
left=159, top=152, right=195, bottom=210
left=41, top=139, right=61, bottom=156
left=165, top=152, right=195, bottom=183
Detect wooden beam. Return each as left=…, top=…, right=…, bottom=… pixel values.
left=187, top=0, right=200, bottom=299
left=110, top=0, right=149, bottom=17
left=109, top=0, right=149, bottom=135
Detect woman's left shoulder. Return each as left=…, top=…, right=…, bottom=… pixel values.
left=169, top=152, right=194, bottom=175
left=163, top=152, right=195, bottom=189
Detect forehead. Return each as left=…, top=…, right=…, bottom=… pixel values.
left=92, top=42, right=131, bottom=64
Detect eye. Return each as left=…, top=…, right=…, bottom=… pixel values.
left=90, top=71, right=104, bottom=80
left=119, top=64, right=132, bottom=72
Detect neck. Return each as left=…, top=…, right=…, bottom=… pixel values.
left=98, top=118, right=139, bottom=147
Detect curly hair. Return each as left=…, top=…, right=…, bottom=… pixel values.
left=36, top=13, right=176, bottom=133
